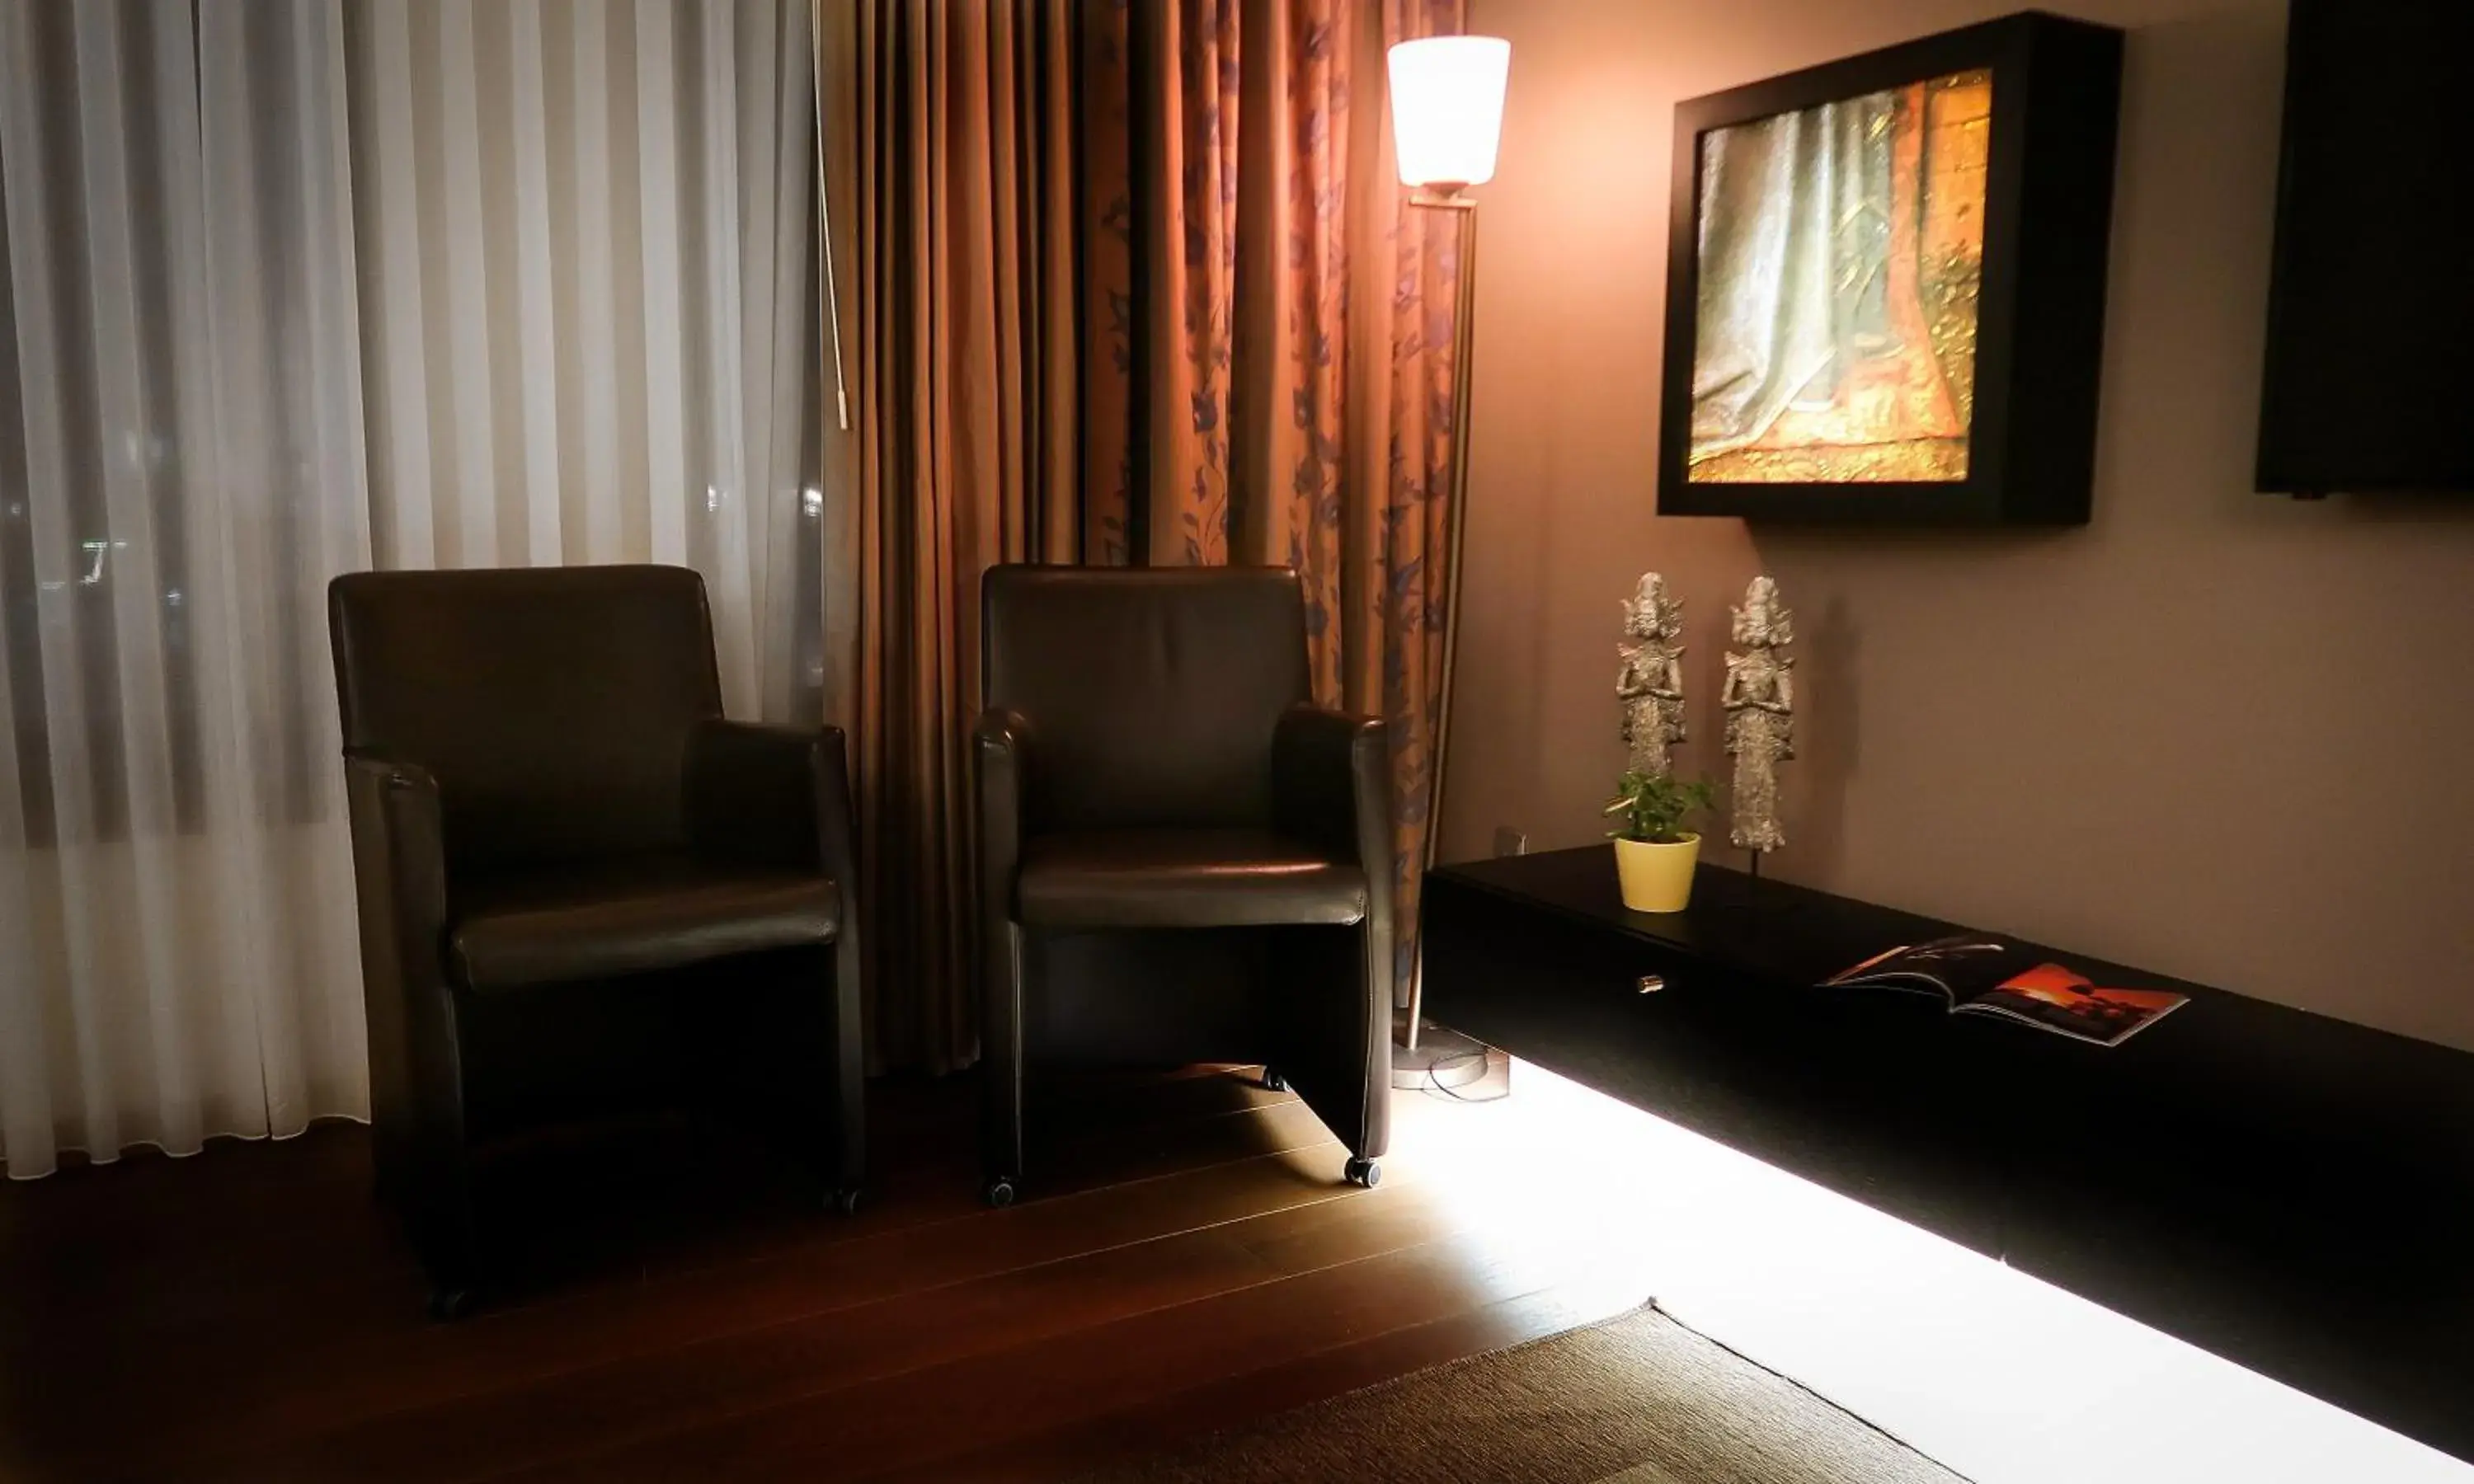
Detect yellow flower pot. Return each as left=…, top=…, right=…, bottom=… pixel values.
left=1614, top=834, right=1700, bottom=913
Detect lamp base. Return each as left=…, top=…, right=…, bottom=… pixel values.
left=1390, top=1021, right=1491, bottom=1091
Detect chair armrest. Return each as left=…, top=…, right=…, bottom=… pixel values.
left=343, top=750, right=450, bottom=970
left=683, top=721, right=864, bottom=1103
left=973, top=707, right=1034, bottom=923
left=1272, top=706, right=1392, bottom=895
left=341, top=750, right=468, bottom=1163
left=1271, top=707, right=1398, bottom=1160
left=974, top=707, right=1035, bottom=1176
left=684, top=719, right=858, bottom=883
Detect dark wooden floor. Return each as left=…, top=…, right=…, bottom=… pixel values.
left=0, top=1058, right=1628, bottom=1482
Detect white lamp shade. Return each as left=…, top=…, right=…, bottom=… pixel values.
left=1387, top=35, right=1511, bottom=190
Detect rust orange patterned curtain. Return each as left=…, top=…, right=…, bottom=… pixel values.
left=838, top=0, right=1084, bottom=1073
left=1360, top=0, right=1470, bottom=1004
left=1110, top=0, right=1469, bottom=1007
left=835, top=0, right=1467, bottom=1070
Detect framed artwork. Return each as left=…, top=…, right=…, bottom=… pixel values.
left=1657, top=13, right=2124, bottom=524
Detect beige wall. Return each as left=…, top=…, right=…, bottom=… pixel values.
left=1449, top=0, right=2474, bottom=1050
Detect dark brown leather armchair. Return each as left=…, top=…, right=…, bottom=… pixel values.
left=975, top=566, right=1392, bottom=1205
left=329, top=566, right=863, bottom=1317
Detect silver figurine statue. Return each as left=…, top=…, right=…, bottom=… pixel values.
left=1616, top=573, right=1687, bottom=777
left=1722, top=575, right=1795, bottom=853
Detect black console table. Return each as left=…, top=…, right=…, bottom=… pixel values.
left=1423, top=846, right=2474, bottom=1464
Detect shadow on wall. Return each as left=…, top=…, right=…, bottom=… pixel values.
left=1783, top=592, right=1857, bottom=881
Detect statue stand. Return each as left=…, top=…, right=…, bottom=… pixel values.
left=1723, top=576, right=1795, bottom=899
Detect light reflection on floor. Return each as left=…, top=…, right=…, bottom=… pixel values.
left=1387, top=1058, right=2472, bottom=1484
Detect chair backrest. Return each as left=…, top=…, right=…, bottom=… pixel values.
left=982, top=566, right=1312, bottom=833
left=329, top=565, right=722, bottom=871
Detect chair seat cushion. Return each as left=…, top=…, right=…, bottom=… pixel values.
left=449, top=852, right=839, bottom=991
left=1015, top=829, right=1366, bottom=928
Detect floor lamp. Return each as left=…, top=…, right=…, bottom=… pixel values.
left=1386, top=35, right=1510, bottom=1092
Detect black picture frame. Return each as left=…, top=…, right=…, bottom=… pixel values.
left=1656, top=12, right=2124, bottom=525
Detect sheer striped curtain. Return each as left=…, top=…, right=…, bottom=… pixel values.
left=345, top=0, right=821, bottom=721
left=0, top=0, right=371, bottom=1180
left=0, top=0, right=820, bottom=1179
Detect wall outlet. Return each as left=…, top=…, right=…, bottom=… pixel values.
left=1493, top=826, right=1529, bottom=857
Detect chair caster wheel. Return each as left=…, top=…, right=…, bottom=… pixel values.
left=1261, top=1066, right=1288, bottom=1092
left=982, top=1176, right=1018, bottom=1209
left=426, top=1284, right=477, bottom=1322
left=1343, top=1157, right=1380, bottom=1189
left=828, top=1186, right=862, bottom=1217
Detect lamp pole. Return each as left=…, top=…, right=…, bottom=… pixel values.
left=1382, top=27, right=1509, bottom=1092
left=1421, top=186, right=1476, bottom=889
left=1394, top=184, right=1489, bottom=1089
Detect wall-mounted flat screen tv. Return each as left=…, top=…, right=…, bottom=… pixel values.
left=2257, top=0, right=2474, bottom=496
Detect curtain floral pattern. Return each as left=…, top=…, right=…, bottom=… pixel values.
left=1124, top=0, right=1468, bottom=1003
left=1091, top=0, right=1468, bottom=1004
left=834, top=0, right=1469, bottom=1068
left=1366, top=0, right=1468, bottom=993
left=1146, top=0, right=1243, bottom=568
left=1079, top=2, right=1136, bottom=567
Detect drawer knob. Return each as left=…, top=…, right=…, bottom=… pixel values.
left=1637, top=974, right=1665, bottom=994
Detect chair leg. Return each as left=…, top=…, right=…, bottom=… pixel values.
left=783, top=946, right=864, bottom=1216
left=374, top=1131, right=471, bottom=1314
left=981, top=1062, right=1023, bottom=1209
left=426, top=1281, right=480, bottom=1322
left=981, top=923, right=1027, bottom=1208
left=1265, top=922, right=1392, bottom=1168
left=828, top=946, right=867, bottom=1213
left=406, top=1151, right=484, bottom=1322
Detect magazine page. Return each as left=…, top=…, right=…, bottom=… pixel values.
left=1822, top=935, right=2027, bottom=1005
left=1954, top=961, right=2188, bottom=1047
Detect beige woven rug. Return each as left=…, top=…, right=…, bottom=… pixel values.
left=1084, top=1303, right=1969, bottom=1483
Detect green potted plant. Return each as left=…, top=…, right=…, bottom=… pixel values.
left=1604, top=769, right=1715, bottom=913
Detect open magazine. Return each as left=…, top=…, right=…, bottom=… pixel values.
left=1823, top=935, right=2188, bottom=1047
